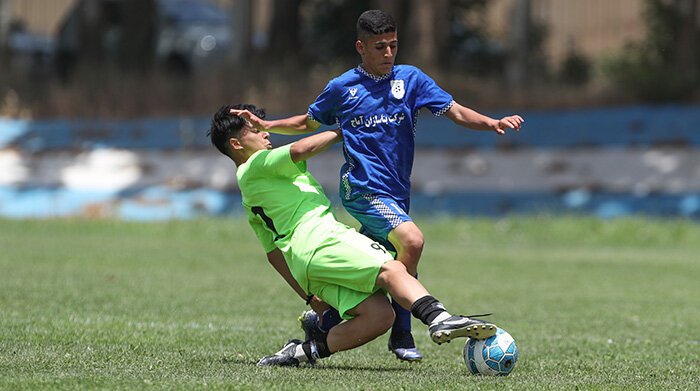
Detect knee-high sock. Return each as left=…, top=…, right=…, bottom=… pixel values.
left=391, top=272, right=417, bottom=334
left=391, top=298, right=413, bottom=334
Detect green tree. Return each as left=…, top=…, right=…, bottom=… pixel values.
left=300, top=0, right=372, bottom=66
left=605, top=0, right=700, bottom=101
left=266, top=0, right=303, bottom=59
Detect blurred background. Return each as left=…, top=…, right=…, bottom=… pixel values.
left=1, top=0, right=699, bottom=220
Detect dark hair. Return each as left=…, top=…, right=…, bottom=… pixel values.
left=208, top=103, right=266, bottom=157
left=356, top=10, right=396, bottom=40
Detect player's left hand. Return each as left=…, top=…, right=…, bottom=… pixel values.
left=308, top=295, right=330, bottom=316
left=230, top=108, right=267, bottom=131
left=495, top=115, right=524, bottom=135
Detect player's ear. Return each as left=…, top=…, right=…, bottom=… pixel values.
left=229, top=137, right=243, bottom=150
left=355, top=39, right=364, bottom=56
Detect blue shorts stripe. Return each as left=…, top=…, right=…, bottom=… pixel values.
left=363, top=195, right=405, bottom=229
left=342, top=194, right=412, bottom=246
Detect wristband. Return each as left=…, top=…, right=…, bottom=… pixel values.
left=305, top=294, right=314, bottom=305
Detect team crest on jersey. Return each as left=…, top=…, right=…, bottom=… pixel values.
left=349, top=87, right=358, bottom=96
left=390, top=79, right=405, bottom=99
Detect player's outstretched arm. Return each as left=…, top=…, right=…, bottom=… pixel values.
left=290, top=129, right=342, bottom=163
left=266, top=249, right=310, bottom=302
left=445, top=102, right=524, bottom=135
left=230, top=109, right=321, bottom=135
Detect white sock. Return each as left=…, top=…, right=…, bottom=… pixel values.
left=431, top=311, right=452, bottom=324
left=293, top=344, right=309, bottom=363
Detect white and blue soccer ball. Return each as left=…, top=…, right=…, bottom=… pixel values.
left=463, top=328, right=518, bottom=376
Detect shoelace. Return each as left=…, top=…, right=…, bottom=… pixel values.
left=464, top=313, right=493, bottom=318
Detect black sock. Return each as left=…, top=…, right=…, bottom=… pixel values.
left=302, top=332, right=332, bottom=360
left=410, top=295, right=447, bottom=325
left=315, top=329, right=332, bottom=358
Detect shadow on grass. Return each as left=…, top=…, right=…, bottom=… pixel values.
left=306, top=364, right=412, bottom=372
left=223, top=357, right=412, bottom=372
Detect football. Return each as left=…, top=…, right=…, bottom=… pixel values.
left=463, top=328, right=518, bottom=376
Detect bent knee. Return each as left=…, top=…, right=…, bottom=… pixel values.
left=358, top=294, right=395, bottom=334
left=394, top=225, right=424, bottom=252
left=403, top=233, right=424, bottom=252
left=373, top=301, right=395, bottom=332
left=377, top=261, right=408, bottom=285
left=381, top=260, right=407, bottom=273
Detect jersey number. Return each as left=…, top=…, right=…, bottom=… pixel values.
left=371, top=243, right=387, bottom=254
left=251, top=206, right=285, bottom=241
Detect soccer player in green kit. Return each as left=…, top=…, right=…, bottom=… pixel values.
left=208, top=104, right=497, bottom=366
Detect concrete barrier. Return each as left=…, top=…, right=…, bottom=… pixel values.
left=1, top=105, right=699, bottom=219
left=3, top=105, right=700, bottom=151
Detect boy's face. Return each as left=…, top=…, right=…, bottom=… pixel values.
left=231, top=126, right=272, bottom=155
left=356, top=31, right=398, bottom=76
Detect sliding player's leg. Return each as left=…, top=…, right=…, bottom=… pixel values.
left=375, top=260, right=498, bottom=344
left=258, top=292, right=393, bottom=366
left=343, top=194, right=423, bottom=361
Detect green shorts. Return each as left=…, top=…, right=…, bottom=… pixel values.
left=305, top=223, right=393, bottom=319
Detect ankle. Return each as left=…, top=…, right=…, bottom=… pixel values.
left=294, top=344, right=311, bottom=363
left=410, top=295, right=449, bottom=325
left=302, top=339, right=332, bottom=361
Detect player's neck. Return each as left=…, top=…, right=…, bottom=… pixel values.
left=360, top=63, right=391, bottom=78
left=232, top=150, right=253, bottom=166
left=232, top=155, right=246, bottom=166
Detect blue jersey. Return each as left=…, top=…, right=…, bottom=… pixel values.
left=308, top=64, right=454, bottom=200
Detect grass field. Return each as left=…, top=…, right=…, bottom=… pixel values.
left=1, top=215, right=699, bottom=390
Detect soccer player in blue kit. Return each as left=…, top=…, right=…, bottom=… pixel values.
left=232, top=9, right=523, bottom=362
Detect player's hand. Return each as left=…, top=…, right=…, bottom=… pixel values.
left=494, top=115, right=524, bottom=135
left=308, top=295, right=330, bottom=316
left=230, top=108, right=267, bottom=131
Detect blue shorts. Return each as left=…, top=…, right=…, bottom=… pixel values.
left=342, top=194, right=412, bottom=251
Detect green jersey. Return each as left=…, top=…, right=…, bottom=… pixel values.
left=237, top=144, right=337, bottom=284
left=237, top=144, right=393, bottom=318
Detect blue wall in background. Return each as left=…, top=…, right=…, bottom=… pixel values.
left=1, top=186, right=697, bottom=220
left=1, top=105, right=699, bottom=220
left=3, top=105, right=700, bottom=151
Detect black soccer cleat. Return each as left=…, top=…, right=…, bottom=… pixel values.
left=256, top=339, right=304, bottom=367
left=428, top=315, right=497, bottom=344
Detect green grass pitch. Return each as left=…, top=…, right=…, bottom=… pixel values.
left=1, top=215, right=699, bottom=390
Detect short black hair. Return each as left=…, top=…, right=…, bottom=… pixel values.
left=356, top=10, right=396, bottom=40
left=208, top=103, right=266, bottom=158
